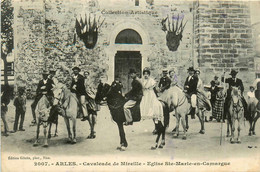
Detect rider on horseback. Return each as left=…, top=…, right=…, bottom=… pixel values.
left=70, top=66, right=88, bottom=121
left=184, top=67, right=198, bottom=119
left=31, top=70, right=54, bottom=125
left=222, top=69, right=248, bottom=121
left=123, top=69, right=143, bottom=125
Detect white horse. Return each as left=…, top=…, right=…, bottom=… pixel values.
left=52, top=84, right=78, bottom=144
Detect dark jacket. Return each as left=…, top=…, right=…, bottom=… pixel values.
left=14, top=95, right=26, bottom=112
left=95, top=83, right=110, bottom=104
left=36, top=79, right=54, bottom=97
left=222, top=77, right=244, bottom=98
left=125, top=78, right=143, bottom=101
left=71, top=74, right=86, bottom=96
left=111, top=81, right=123, bottom=94
left=184, top=75, right=198, bottom=95
left=159, top=76, right=171, bottom=92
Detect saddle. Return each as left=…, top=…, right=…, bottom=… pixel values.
left=184, top=91, right=211, bottom=111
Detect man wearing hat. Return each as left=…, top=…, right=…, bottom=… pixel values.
left=71, top=66, right=88, bottom=121
left=184, top=66, right=198, bottom=119
left=158, top=69, right=171, bottom=93
left=124, top=69, right=143, bottom=125
left=49, top=68, right=58, bottom=85
left=221, top=69, right=247, bottom=120
left=31, top=70, right=54, bottom=125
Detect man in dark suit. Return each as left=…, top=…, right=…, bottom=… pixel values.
left=222, top=69, right=247, bottom=120
left=31, top=70, right=54, bottom=125
left=70, top=66, right=88, bottom=121
left=184, top=67, right=198, bottom=119
left=158, top=69, right=171, bottom=93
left=123, top=69, right=143, bottom=125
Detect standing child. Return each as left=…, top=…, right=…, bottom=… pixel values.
left=12, top=87, right=26, bottom=132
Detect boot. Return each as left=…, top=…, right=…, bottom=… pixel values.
left=190, top=108, right=195, bottom=119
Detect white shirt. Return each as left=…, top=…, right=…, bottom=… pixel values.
left=247, top=91, right=255, bottom=98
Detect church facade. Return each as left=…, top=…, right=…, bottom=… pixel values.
left=13, top=0, right=257, bottom=94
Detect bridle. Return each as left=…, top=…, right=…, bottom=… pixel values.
left=53, top=88, right=64, bottom=105
left=231, top=93, right=243, bottom=114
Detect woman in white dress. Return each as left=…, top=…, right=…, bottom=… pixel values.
left=140, top=68, right=163, bottom=122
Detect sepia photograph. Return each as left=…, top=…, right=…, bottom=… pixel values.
left=1, top=0, right=260, bottom=171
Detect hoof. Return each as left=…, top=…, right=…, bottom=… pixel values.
left=120, top=146, right=126, bottom=151
left=199, top=130, right=205, bottom=134
left=42, top=144, right=49, bottom=148
left=158, top=144, right=164, bottom=149
left=33, top=143, right=39, bottom=147
left=72, top=139, right=77, bottom=144
left=230, top=138, right=235, bottom=144
left=48, top=135, right=51, bottom=139
left=116, top=146, right=122, bottom=150
left=253, top=132, right=256, bottom=135
left=151, top=145, right=158, bottom=150
left=237, top=140, right=241, bottom=144
left=54, top=134, right=58, bottom=137
left=182, top=136, right=187, bottom=140
left=249, top=132, right=252, bottom=136
left=173, top=133, right=179, bottom=138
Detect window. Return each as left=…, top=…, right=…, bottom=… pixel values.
left=115, top=29, right=142, bottom=44
left=135, top=0, right=139, bottom=6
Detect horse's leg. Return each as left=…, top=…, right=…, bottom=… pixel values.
left=159, top=122, right=166, bottom=148
left=172, top=110, right=177, bottom=133
left=72, top=117, right=77, bottom=144
left=237, top=117, right=242, bottom=144
left=87, top=114, right=93, bottom=138
left=152, top=122, right=161, bottom=150
left=33, top=121, right=40, bottom=146
left=48, top=123, right=52, bottom=139
left=64, top=117, right=72, bottom=143
left=185, top=114, right=189, bottom=131
left=252, top=111, right=260, bottom=135
left=226, top=112, right=231, bottom=137
left=54, top=122, right=58, bottom=137
left=117, top=122, right=127, bottom=151
left=43, top=124, right=48, bottom=147
left=92, top=114, right=97, bottom=138
left=173, top=114, right=180, bottom=138
left=197, top=109, right=205, bottom=134
left=181, top=114, right=187, bottom=140
left=230, top=117, right=235, bottom=144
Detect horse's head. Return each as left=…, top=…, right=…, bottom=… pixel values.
left=52, top=83, right=65, bottom=106
left=231, top=86, right=242, bottom=106
left=38, top=106, right=51, bottom=122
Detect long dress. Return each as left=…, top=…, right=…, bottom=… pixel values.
left=212, top=90, right=225, bottom=121
left=140, top=77, right=163, bottom=121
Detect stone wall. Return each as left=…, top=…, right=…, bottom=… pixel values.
left=194, top=0, right=255, bottom=91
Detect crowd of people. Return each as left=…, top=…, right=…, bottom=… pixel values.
left=1, top=66, right=260, bottom=138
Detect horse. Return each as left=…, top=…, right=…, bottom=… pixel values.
left=165, top=86, right=211, bottom=139
left=227, top=86, right=244, bottom=144
left=33, top=95, right=52, bottom=147
left=106, top=83, right=169, bottom=150
left=247, top=94, right=260, bottom=136
left=52, top=84, right=78, bottom=144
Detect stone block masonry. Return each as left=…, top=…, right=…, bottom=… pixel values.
left=193, top=0, right=255, bottom=90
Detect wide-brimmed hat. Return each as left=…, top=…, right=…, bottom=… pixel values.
left=42, top=70, right=49, bottom=75
left=187, top=66, right=195, bottom=72
left=162, top=69, right=168, bottom=73
left=249, top=86, right=255, bottom=89
left=214, top=75, right=219, bottom=79
left=72, top=66, right=81, bottom=72
left=129, top=68, right=137, bottom=74
left=229, top=69, right=238, bottom=76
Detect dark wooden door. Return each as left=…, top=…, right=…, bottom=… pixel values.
left=114, top=51, right=142, bottom=94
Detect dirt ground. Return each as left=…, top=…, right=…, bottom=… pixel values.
left=1, top=100, right=260, bottom=171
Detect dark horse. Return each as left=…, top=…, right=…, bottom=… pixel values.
left=106, top=83, right=169, bottom=151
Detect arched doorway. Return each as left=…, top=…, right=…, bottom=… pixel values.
left=114, top=29, right=142, bottom=93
